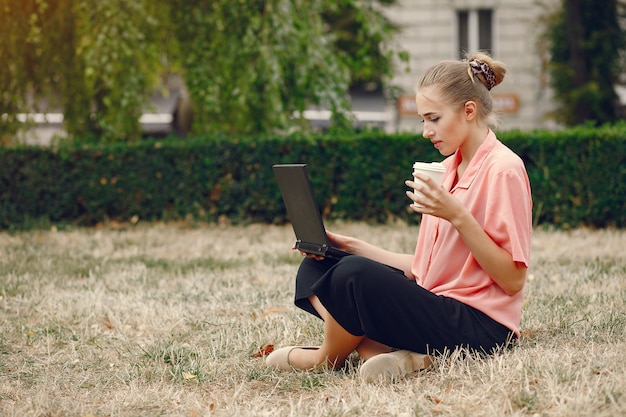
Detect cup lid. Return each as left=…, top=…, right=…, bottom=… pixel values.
left=413, top=161, right=445, bottom=172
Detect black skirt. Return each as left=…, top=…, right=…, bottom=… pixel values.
left=294, top=255, right=514, bottom=355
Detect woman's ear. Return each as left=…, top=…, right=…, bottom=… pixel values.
left=464, top=100, right=478, bottom=121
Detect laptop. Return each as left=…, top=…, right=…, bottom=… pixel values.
left=272, top=164, right=351, bottom=259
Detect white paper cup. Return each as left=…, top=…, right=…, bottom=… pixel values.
left=412, top=162, right=446, bottom=207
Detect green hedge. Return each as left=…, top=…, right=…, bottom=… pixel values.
left=501, top=125, right=626, bottom=228
left=1, top=125, right=625, bottom=229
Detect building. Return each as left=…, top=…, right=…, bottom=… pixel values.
left=382, top=0, right=558, bottom=132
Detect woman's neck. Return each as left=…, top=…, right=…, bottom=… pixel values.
left=457, top=125, right=489, bottom=178
left=459, top=125, right=489, bottom=162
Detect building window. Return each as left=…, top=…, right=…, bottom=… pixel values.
left=457, top=9, right=493, bottom=58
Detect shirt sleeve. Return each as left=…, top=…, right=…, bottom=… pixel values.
left=484, top=161, right=533, bottom=267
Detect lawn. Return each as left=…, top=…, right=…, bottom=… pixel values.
left=0, top=222, right=624, bottom=416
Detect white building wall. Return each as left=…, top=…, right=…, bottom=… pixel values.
left=383, top=0, right=558, bottom=132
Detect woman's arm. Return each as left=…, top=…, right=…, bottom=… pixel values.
left=327, top=231, right=416, bottom=279
left=407, top=175, right=527, bottom=295
left=444, top=210, right=527, bottom=295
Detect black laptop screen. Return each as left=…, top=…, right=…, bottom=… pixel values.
left=272, top=164, right=330, bottom=248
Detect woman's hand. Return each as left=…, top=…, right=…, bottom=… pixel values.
left=405, top=174, right=465, bottom=222
left=326, top=230, right=351, bottom=251
left=293, top=246, right=325, bottom=260
left=294, top=228, right=416, bottom=279
left=293, top=230, right=353, bottom=260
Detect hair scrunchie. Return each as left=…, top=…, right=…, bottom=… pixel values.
left=468, top=59, right=496, bottom=91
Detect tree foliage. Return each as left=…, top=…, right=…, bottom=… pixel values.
left=544, top=0, right=626, bottom=126
left=168, top=0, right=403, bottom=135
left=0, top=0, right=165, bottom=142
left=0, top=0, right=44, bottom=143
left=321, top=0, right=402, bottom=89
left=0, top=0, right=403, bottom=142
left=169, top=0, right=349, bottom=135
left=71, top=0, right=163, bottom=141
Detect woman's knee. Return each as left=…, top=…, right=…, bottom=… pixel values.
left=333, top=256, right=392, bottom=282
left=298, top=256, right=337, bottom=277
left=335, top=255, right=373, bottom=274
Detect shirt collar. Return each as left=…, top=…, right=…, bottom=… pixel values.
left=446, top=129, right=497, bottom=191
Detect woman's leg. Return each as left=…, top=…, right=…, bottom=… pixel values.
left=283, top=255, right=512, bottom=374
left=312, top=256, right=514, bottom=354
left=288, top=295, right=364, bottom=370
left=355, top=338, right=393, bottom=360
left=289, top=256, right=397, bottom=369
left=289, top=294, right=394, bottom=369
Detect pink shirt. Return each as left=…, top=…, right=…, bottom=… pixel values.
left=411, top=130, right=532, bottom=336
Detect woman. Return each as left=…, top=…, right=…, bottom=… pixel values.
left=266, top=52, right=533, bottom=382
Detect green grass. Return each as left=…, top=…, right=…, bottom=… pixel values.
left=0, top=222, right=624, bottom=416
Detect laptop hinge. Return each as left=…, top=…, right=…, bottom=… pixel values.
left=295, top=241, right=327, bottom=254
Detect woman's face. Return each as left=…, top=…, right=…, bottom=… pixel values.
left=415, top=87, right=468, bottom=157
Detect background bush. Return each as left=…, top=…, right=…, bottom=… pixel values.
left=1, top=125, right=624, bottom=230
left=1, top=0, right=404, bottom=141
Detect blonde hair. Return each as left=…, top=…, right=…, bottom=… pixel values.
left=416, top=52, right=506, bottom=127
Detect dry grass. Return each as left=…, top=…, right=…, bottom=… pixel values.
left=0, top=221, right=624, bottom=416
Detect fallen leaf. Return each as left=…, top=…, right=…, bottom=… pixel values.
left=427, top=395, right=442, bottom=404
left=251, top=343, right=274, bottom=358
left=262, top=307, right=287, bottom=316
left=101, top=316, right=115, bottom=330
left=182, top=371, right=197, bottom=380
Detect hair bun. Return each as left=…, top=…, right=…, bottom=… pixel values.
left=466, top=52, right=506, bottom=90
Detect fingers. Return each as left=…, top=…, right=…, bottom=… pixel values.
left=326, top=230, right=345, bottom=247
left=406, top=190, right=427, bottom=212
left=405, top=176, right=439, bottom=211
left=292, top=247, right=325, bottom=260
left=405, top=178, right=428, bottom=205
left=405, top=174, right=436, bottom=190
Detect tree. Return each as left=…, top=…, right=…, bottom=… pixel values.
left=50, top=0, right=165, bottom=142
left=167, top=0, right=403, bottom=135
left=1, top=0, right=403, bottom=142
left=0, top=0, right=44, bottom=143
left=322, top=0, right=404, bottom=90
left=1, top=0, right=167, bottom=143
left=544, top=0, right=626, bottom=126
